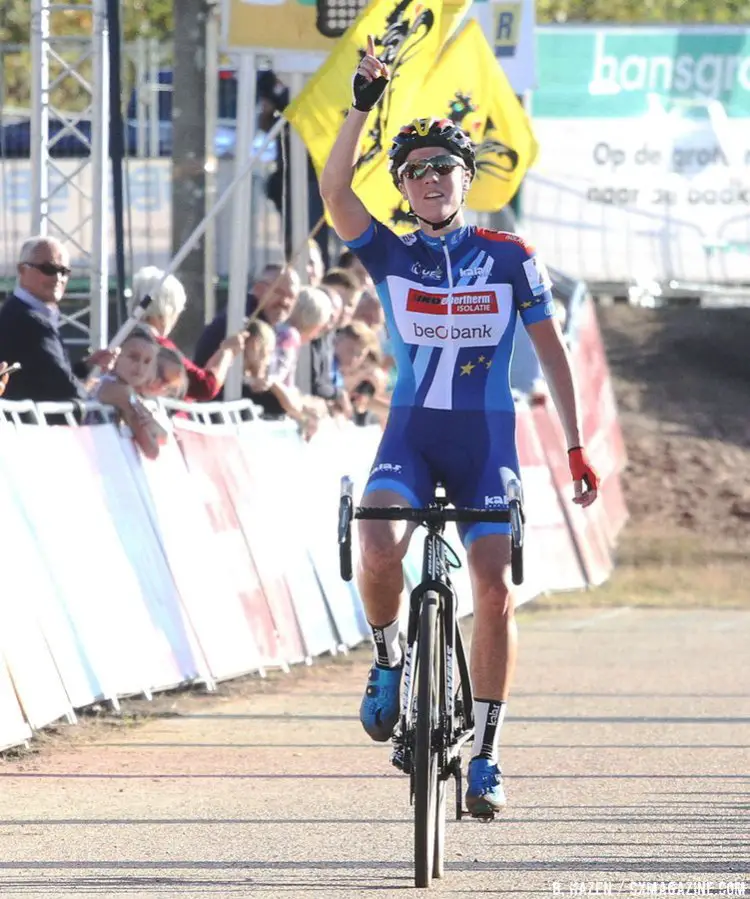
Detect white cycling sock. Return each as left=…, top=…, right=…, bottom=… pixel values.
left=472, top=699, right=507, bottom=763
left=370, top=617, right=402, bottom=668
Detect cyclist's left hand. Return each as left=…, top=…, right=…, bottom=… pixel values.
left=568, top=446, right=599, bottom=507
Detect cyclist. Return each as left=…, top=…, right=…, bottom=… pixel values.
left=320, top=37, right=599, bottom=816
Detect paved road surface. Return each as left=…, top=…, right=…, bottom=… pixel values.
left=1, top=606, right=748, bottom=898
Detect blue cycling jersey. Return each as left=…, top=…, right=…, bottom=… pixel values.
left=345, top=220, right=555, bottom=413
left=345, top=219, right=556, bottom=545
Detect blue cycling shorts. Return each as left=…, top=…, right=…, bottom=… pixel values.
left=363, top=406, right=520, bottom=546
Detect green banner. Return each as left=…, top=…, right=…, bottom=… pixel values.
left=535, top=27, right=750, bottom=118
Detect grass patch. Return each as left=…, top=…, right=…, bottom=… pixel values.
left=529, top=527, right=750, bottom=611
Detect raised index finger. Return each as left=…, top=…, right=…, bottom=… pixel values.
left=366, top=34, right=376, bottom=58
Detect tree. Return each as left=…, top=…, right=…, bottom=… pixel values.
left=537, top=0, right=750, bottom=22
left=0, top=0, right=172, bottom=43
left=0, top=1, right=174, bottom=112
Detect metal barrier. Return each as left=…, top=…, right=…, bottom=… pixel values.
left=160, top=398, right=262, bottom=426
left=0, top=396, right=262, bottom=428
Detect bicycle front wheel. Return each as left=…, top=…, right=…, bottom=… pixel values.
left=433, top=603, right=447, bottom=880
left=414, top=591, right=439, bottom=888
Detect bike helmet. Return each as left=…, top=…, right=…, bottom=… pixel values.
left=388, top=118, right=476, bottom=187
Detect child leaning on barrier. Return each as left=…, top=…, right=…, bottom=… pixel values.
left=91, top=327, right=158, bottom=396
left=145, top=345, right=190, bottom=401
left=242, top=318, right=277, bottom=394
left=89, top=327, right=167, bottom=459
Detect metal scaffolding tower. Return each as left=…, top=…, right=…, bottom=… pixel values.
left=31, top=0, right=110, bottom=349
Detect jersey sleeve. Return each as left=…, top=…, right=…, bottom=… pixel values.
left=512, top=245, right=556, bottom=326
left=344, top=219, right=404, bottom=285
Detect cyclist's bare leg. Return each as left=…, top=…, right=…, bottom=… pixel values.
left=464, top=533, right=516, bottom=808
left=357, top=489, right=417, bottom=741
left=357, top=489, right=417, bottom=627
left=467, top=533, right=517, bottom=700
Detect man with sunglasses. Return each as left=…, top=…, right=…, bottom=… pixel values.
left=0, top=236, right=109, bottom=403
left=320, top=37, right=600, bottom=817
left=0, top=236, right=90, bottom=403
left=0, top=237, right=144, bottom=428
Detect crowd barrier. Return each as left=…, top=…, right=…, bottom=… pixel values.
left=0, top=296, right=628, bottom=753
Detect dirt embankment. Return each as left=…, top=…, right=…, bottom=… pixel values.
left=597, top=304, right=750, bottom=539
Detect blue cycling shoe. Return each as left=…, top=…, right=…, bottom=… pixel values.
left=465, top=757, right=506, bottom=815
left=359, top=664, right=402, bottom=742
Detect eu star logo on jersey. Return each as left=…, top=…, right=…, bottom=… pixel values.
left=460, top=355, right=493, bottom=375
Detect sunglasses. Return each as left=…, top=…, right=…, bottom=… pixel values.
left=398, top=154, right=465, bottom=182
left=25, top=261, right=72, bottom=278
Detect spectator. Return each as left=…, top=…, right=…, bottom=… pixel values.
left=243, top=319, right=276, bottom=393
left=0, top=236, right=164, bottom=454
left=194, top=264, right=301, bottom=419
left=305, top=286, right=350, bottom=416
left=0, top=236, right=116, bottom=402
left=0, top=236, right=172, bottom=456
left=147, top=345, right=189, bottom=401
left=353, top=290, right=385, bottom=332
left=354, top=289, right=396, bottom=385
left=105, top=327, right=158, bottom=394
left=334, top=320, right=373, bottom=379
left=194, top=263, right=300, bottom=370
left=337, top=248, right=375, bottom=291
left=306, top=239, right=325, bottom=287
left=288, top=286, right=332, bottom=351
left=320, top=283, right=343, bottom=328
left=252, top=286, right=333, bottom=434
left=130, top=266, right=245, bottom=401
left=334, top=320, right=384, bottom=394
left=321, top=268, right=361, bottom=328
left=334, top=321, right=391, bottom=428
left=88, top=327, right=168, bottom=455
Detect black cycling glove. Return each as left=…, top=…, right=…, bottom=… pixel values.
left=352, top=72, right=388, bottom=112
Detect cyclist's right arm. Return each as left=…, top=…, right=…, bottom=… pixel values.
left=319, top=109, right=372, bottom=241
left=320, top=35, right=389, bottom=242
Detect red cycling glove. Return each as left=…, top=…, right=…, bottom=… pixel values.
left=567, top=446, right=600, bottom=493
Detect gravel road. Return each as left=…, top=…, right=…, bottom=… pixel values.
left=1, top=606, right=748, bottom=898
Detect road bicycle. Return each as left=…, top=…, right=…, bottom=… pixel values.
left=338, top=474, right=524, bottom=888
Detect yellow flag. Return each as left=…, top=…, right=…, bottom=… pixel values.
left=285, top=0, right=444, bottom=190
left=462, top=22, right=538, bottom=211
left=440, top=0, right=472, bottom=44
left=356, top=19, right=538, bottom=231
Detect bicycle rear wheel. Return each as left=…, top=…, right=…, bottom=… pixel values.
left=414, top=591, right=439, bottom=888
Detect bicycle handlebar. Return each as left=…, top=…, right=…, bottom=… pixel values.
left=338, top=479, right=354, bottom=581
left=337, top=475, right=525, bottom=586
left=355, top=507, right=511, bottom=524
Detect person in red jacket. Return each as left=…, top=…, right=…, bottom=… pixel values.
left=129, top=266, right=245, bottom=401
